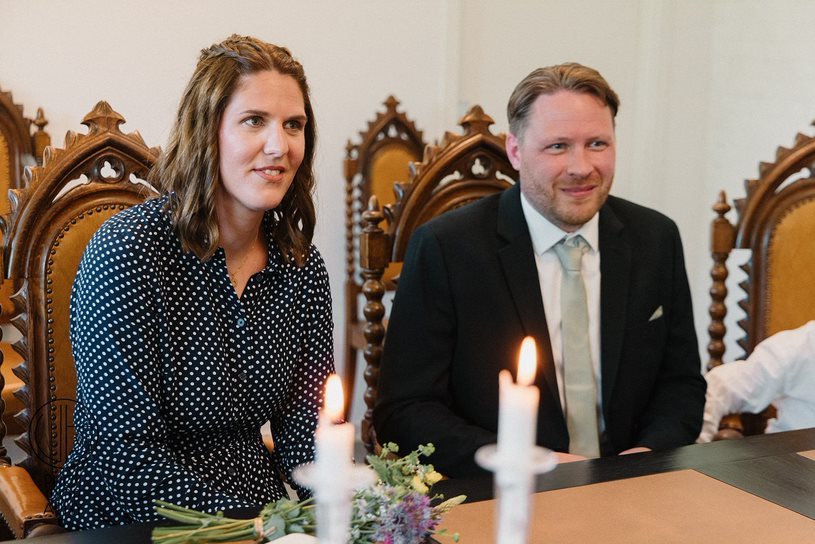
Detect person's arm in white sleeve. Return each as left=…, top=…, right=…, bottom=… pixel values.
left=698, top=320, right=815, bottom=442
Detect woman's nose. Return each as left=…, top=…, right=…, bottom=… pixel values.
left=263, top=125, right=288, bottom=157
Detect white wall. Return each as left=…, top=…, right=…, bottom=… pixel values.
left=2, top=0, right=815, bottom=424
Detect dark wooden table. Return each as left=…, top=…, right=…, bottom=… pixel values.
left=435, top=427, right=815, bottom=520
left=8, top=428, right=815, bottom=543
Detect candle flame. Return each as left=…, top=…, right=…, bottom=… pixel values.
left=517, top=336, right=537, bottom=386
left=324, top=374, right=344, bottom=423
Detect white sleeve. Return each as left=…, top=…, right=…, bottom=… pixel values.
left=697, top=320, right=815, bottom=442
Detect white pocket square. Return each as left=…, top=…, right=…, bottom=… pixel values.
left=649, top=306, right=664, bottom=321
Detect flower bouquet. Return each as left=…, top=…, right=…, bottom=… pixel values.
left=151, top=443, right=465, bottom=543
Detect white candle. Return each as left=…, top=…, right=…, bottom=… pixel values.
left=493, top=337, right=541, bottom=544
left=316, top=374, right=354, bottom=491
left=314, top=374, right=355, bottom=544
left=497, top=337, right=539, bottom=463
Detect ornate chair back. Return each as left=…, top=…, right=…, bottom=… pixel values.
left=708, top=122, right=815, bottom=436
left=358, top=106, right=517, bottom=451
left=343, top=97, right=425, bottom=416
left=0, top=87, right=51, bottom=436
left=0, top=101, right=158, bottom=510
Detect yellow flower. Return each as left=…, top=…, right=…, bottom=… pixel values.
left=410, top=475, right=429, bottom=494
left=425, top=470, right=443, bottom=484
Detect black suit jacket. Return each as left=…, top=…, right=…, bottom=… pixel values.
left=374, top=184, right=705, bottom=476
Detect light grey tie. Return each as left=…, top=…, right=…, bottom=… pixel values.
left=554, top=236, right=600, bottom=458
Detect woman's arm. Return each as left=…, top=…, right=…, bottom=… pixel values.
left=69, top=220, right=253, bottom=521
left=268, top=247, right=335, bottom=498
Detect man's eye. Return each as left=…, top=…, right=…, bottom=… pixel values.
left=589, top=140, right=608, bottom=149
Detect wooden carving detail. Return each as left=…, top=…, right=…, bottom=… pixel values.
left=31, top=108, right=51, bottom=165
left=707, top=192, right=734, bottom=369
left=359, top=197, right=387, bottom=453
left=345, top=96, right=425, bottom=282
left=0, top=86, right=51, bottom=188
left=387, top=106, right=516, bottom=261
left=3, top=101, right=159, bottom=274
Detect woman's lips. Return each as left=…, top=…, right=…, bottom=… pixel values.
left=254, top=167, right=286, bottom=182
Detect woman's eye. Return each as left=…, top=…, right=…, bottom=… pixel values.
left=243, top=116, right=263, bottom=127
left=284, top=119, right=303, bottom=131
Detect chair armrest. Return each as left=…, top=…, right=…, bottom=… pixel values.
left=0, top=465, right=60, bottom=538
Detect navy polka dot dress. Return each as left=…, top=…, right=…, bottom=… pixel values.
left=50, top=195, right=334, bottom=530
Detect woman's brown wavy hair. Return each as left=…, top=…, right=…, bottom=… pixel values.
left=149, top=34, right=317, bottom=266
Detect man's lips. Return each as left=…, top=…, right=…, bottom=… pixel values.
left=561, top=184, right=596, bottom=197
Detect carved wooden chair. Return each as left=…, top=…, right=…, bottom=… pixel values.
left=343, top=96, right=425, bottom=417
left=358, top=106, right=517, bottom=452
left=0, top=87, right=51, bottom=436
left=707, top=122, right=815, bottom=439
left=0, top=101, right=159, bottom=537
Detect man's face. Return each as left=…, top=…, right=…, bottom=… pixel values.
left=506, top=90, right=616, bottom=232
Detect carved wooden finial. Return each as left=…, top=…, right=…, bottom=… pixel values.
left=32, top=108, right=48, bottom=132
left=384, top=95, right=400, bottom=113
left=81, top=101, right=126, bottom=136
left=459, top=105, right=495, bottom=137
left=363, top=195, right=385, bottom=227
left=713, top=190, right=731, bottom=219
left=31, top=107, right=51, bottom=164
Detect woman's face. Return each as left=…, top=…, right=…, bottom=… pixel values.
left=216, top=70, right=307, bottom=220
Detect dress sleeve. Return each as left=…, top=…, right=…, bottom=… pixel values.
left=69, top=223, right=254, bottom=521
left=268, top=247, right=335, bottom=498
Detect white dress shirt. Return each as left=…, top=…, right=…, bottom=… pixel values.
left=698, top=320, right=815, bottom=442
left=520, top=192, right=603, bottom=428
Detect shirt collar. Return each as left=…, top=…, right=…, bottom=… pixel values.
left=520, top=191, right=600, bottom=255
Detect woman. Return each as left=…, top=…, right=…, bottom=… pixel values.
left=51, top=35, right=334, bottom=530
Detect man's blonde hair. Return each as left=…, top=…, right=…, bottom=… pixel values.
left=507, top=62, right=620, bottom=139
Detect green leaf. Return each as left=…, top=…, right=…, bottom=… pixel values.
left=266, top=514, right=287, bottom=539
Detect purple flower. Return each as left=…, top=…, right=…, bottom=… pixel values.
left=372, top=491, right=439, bottom=544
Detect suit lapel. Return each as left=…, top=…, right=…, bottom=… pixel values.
left=598, top=200, right=630, bottom=412
left=496, top=186, right=563, bottom=420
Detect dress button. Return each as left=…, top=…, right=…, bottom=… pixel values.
left=237, top=318, right=245, bottom=328
left=238, top=371, right=247, bottom=382
left=227, top=467, right=237, bottom=476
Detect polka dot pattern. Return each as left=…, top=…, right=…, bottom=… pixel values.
left=50, top=196, right=334, bottom=530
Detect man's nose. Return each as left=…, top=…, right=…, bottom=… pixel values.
left=566, top=149, right=592, bottom=178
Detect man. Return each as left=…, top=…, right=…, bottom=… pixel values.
left=698, top=320, right=815, bottom=442
left=374, top=63, right=706, bottom=477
